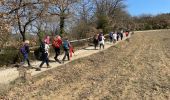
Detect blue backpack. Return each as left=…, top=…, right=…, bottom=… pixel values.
left=63, top=40, right=69, bottom=50
left=109, top=32, right=113, bottom=37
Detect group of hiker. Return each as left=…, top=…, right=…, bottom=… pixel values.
left=93, top=30, right=129, bottom=50
left=93, top=32, right=105, bottom=50
left=20, top=30, right=129, bottom=71
left=108, top=30, right=125, bottom=43
left=20, top=35, right=74, bottom=71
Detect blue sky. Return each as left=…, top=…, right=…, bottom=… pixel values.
left=126, top=0, right=170, bottom=16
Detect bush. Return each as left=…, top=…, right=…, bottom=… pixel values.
left=0, top=48, right=22, bottom=67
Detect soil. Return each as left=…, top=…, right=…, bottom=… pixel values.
left=0, top=30, right=170, bottom=100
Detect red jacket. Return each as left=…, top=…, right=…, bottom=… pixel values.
left=52, top=38, right=62, bottom=48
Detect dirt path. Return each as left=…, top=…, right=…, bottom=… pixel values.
left=1, top=30, right=170, bottom=100
left=0, top=33, right=129, bottom=84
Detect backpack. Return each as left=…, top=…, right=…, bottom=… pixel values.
left=63, top=40, right=69, bottom=50
left=39, top=42, right=45, bottom=53
left=109, top=32, right=113, bottom=37
left=20, top=46, right=26, bottom=54
left=98, top=35, right=102, bottom=41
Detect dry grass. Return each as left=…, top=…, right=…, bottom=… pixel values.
left=1, top=30, right=170, bottom=100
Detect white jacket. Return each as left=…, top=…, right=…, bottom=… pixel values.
left=99, top=36, right=105, bottom=44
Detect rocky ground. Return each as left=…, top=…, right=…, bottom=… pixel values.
left=0, top=30, right=170, bottom=100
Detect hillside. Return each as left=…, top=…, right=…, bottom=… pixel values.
left=1, top=30, right=170, bottom=100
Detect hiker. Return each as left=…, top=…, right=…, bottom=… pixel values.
left=98, top=33, right=105, bottom=49
left=62, top=38, right=70, bottom=63
left=44, top=35, right=50, bottom=44
left=116, top=32, right=119, bottom=41
left=113, top=32, right=117, bottom=43
left=69, top=44, right=74, bottom=60
left=37, top=40, right=51, bottom=71
left=125, top=30, right=129, bottom=37
left=120, top=30, right=124, bottom=40
left=93, top=34, right=99, bottom=49
left=52, top=35, right=62, bottom=63
left=109, top=32, right=113, bottom=43
left=20, top=40, right=32, bottom=67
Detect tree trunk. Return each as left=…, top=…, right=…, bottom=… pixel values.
left=21, top=32, right=26, bottom=42
left=60, top=16, right=65, bottom=36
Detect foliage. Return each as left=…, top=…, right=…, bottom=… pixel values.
left=132, top=13, right=170, bottom=30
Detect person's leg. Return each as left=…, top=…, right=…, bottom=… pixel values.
left=66, top=50, right=70, bottom=60
left=57, top=48, right=60, bottom=57
left=62, top=50, right=67, bottom=61
left=45, top=53, right=50, bottom=68
left=110, top=37, right=112, bottom=42
left=40, top=53, right=47, bottom=67
left=54, top=47, right=57, bottom=60
left=21, top=54, right=26, bottom=65
left=94, top=43, right=97, bottom=49
left=39, top=60, right=45, bottom=68
left=103, top=44, right=104, bottom=49
left=100, top=43, right=102, bottom=49
left=26, top=58, right=31, bottom=66
left=54, top=48, right=61, bottom=63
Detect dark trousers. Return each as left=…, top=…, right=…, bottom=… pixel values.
left=93, top=39, right=98, bottom=49
left=54, top=47, right=60, bottom=60
left=110, top=37, right=113, bottom=42
left=117, top=35, right=119, bottom=41
left=99, top=44, right=104, bottom=49
left=94, top=43, right=98, bottom=49
left=39, top=53, right=49, bottom=67
left=62, top=49, right=70, bottom=61
left=120, top=34, right=123, bottom=40
left=22, top=54, right=31, bottom=66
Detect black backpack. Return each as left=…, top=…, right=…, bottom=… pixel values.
left=39, top=42, right=45, bottom=53
left=98, top=35, right=102, bottom=41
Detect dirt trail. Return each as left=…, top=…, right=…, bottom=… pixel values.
left=1, top=30, right=170, bottom=100
left=0, top=34, right=128, bottom=84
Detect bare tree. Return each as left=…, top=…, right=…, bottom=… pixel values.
left=48, top=0, right=79, bottom=36
left=2, top=0, right=47, bottom=41
left=93, top=0, right=126, bottom=32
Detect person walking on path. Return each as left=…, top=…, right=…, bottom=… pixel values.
left=93, top=34, right=99, bottom=50
left=125, top=30, right=129, bottom=37
left=109, top=32, right=113, bottom=43
left=36, top=40, right=51, bottom=71
left=62, top=38, right=70, bottom=63
left=69, top=44, right=74, bottom=60
left=98, top=33, right=105, bottom=49
left=44, top=35, right=50, bottom=44
left=120, top=30, right=124, bottom=40
left=112, top=32, right=117, bottom=43
left=117, top=32, right=120, bottom=41
left=20, top=40, right=32, bottom=67
left=52, top=35, right=62, bottom=63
